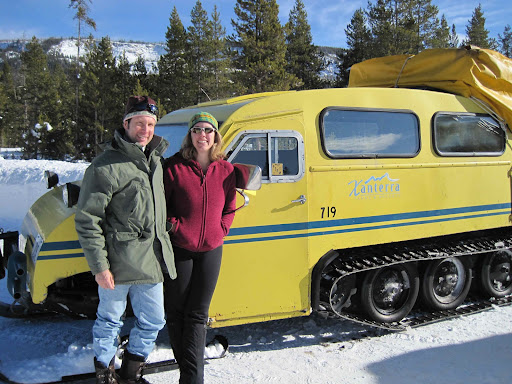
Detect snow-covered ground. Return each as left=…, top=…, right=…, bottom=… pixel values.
left=1, top=154, right=512, bottom=384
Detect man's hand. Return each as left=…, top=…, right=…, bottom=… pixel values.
left=95, top=269, right=115, bottom=289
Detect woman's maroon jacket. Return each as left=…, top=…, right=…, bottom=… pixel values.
left=163, top=153, right=237, bottom=252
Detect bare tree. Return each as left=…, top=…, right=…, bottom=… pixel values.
left=69, top=0, right=96, bottom=148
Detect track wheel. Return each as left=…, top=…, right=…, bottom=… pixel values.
left=360, top=263, right=419, bottom=323
left=480, top=250, right=512, bottom=298
left=329, top=274, right=357, bottom=314
left=420, top=257, right=472, bottom=310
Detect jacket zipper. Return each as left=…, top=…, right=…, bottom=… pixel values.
left=197, top=170, right=207, bottom=249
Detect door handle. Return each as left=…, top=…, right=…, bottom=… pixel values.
left=291, top=195, right=306, bottom=204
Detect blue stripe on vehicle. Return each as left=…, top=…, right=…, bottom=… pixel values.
left=40, top=240, right=82, bottom=252
left=224, top=210, right=509, bottom=244
left=37, top=252, right=84, bottom=260
left=35, top=203, right=510, bottom=259
left=228, top=203, right=510, bottom=236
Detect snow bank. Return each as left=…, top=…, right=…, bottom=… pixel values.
left=0, top=157, right=88, bottom=231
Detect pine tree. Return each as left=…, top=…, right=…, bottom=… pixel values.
left=210, top=5, right=237, bottom=99
left=0, top=61, right=25, bottom=148
left=20, top=37, right=58, bottom=158
left=133, top=55, right=148, bottom=86
left=230, top=0, right=299, bottom=93
left=79, top=37, right=121, bottom=160
left=285, top=0, right=324, bottom=90
left=367, top=0, right=441, bottom=56
left=0, top=63, right=15, bottom=147
left=464, top=4, right=497, bottom=49
left=367, top=0, right=395, bottom=56
left=187, top=0, right=214, bottom=104
left=116, top=51, right=135, bottom=102
left=45, top=64, right=75, bottom=160
left=409, top=0, right=440, bottom=51
left=498, top=25, right=512, bottom=57
left=337, top=8, right=372, bottom=87
left=449, top=24, right=459, bottom=48
left=0, top=75, right=7, bottom=147
left=158, top=7, right=191, bottom=111
left=431, top=14, right=450, bottom=48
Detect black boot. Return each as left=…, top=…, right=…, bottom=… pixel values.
left=94, top=357, right=118, bottom=384
left=118, top=351, right=150, bottom=384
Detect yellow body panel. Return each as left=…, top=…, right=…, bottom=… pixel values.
left=21, top=184, right=87, bottom=304
left=29, top=215, right=88, bottom=303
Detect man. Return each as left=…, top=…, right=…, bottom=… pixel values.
left=75, top=95, right=176, bottom=384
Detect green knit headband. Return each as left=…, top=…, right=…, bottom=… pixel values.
left=189, top=112, right=218, bottom=130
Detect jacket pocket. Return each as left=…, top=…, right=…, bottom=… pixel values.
left=108, top=231, right=156, bottom=282
left=114, top=231, right=141, bottom=242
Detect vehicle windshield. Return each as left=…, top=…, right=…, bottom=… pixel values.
left=155, top=124, right=189, bottom=158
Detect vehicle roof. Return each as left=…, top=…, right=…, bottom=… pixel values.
left=157, top=87, right=471, bottom=127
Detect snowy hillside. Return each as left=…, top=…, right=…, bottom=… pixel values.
left=48, top=39, right=167, bottom=73
left=0, top=38, right=340, bottom=79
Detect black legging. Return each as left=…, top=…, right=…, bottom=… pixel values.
left=164, top=245, right=223, bottom=384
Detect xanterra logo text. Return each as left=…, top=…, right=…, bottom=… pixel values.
left=348, top=173, right=400, bottom=199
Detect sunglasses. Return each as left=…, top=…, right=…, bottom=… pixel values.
left=129, top=102, right=158, bottom=116
left=190, top=127, right=215, bottom=134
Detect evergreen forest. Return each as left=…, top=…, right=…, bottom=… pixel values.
left=1, top=0, right=511, bottom=161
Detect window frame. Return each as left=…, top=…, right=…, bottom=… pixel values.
left=226, top=130, right=305, bottom=184
left=432, top=111, right=506, bottom=157
left=319, top=107, right=421, bottom=159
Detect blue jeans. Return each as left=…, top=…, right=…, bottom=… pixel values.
left=93, top=283, right=165, bottom=367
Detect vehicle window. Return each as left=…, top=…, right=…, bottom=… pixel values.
left=154, top=124, right=189, bottom=158
left=320, top=108, right=420, bottom=158
left=433, top=113, right=505, bottom=156
left=270, top=137, right=299, bottom=176
left=230, top=136, right=269, bottom=177
left=227, top=131, right=304, bottom=183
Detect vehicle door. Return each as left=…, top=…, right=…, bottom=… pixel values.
left=209, top=123, right=309, bottom=325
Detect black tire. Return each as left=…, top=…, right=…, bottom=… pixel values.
left=420, top=257, right=472, bottom=310
left=480, top=251, right=512, bottom=298
left=360, top=263, right=419, bottom=323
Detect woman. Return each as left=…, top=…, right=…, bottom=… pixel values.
left=163, top=111, right=237, bottom=384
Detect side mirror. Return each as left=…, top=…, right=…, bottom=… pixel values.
left=63, top=183, right=81, bottom=208
left=233, top=163, right=262, bottom=191
left=44, top=170, right=59, bottom=189
left=232, top=163, right=262, bottom=212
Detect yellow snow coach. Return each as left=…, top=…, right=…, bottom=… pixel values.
left=2, top=46, right=512, bottom=331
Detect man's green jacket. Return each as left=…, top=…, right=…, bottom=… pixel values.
left=75, top=129, right=176, bottom=284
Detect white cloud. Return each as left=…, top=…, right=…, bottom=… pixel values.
left=0, top=27, right=40, bottom=40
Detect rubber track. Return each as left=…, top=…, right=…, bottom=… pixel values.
left=320, top=229, right=512, bottom=331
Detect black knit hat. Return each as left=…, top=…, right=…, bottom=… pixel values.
left=124, top=95, right=158, bottom=122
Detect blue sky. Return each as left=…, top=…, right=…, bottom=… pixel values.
left=0, top=0, right=510, bottom=48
